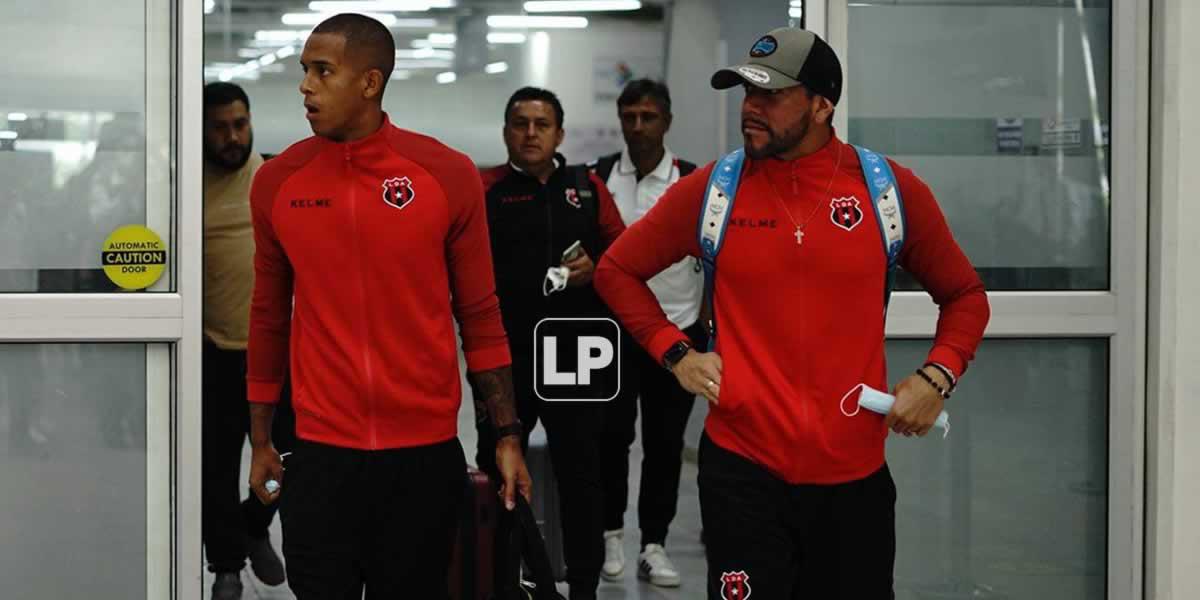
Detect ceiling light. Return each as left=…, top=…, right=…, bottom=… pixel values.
left=486, top=15, right=588, bottom=28
left=485, top=61, right=509, bottom=74
left=435, top=71, right=457, bottom=84
left=487, top=32, right=527, bottom=44
left=523, top=1, right=640, bottom=12
left=276, top=45, right=297, bottom=59
left=391, top=70, right=413, bottom=80
left=258, top=54, right=277, bottom=67
left=789, top=6, right=803, bottom=18
left=308, top=0, right=454, bottom=10
left=393, top=59, right=454, bottom=69
left=281, top=12, right=397, bottom=26
left=0, top=131, right=18, bottom=140
left=7, top=113, right=29, bottom=122
left=256, top=30, right=311, bottom=42
left=396, top=48, right=454, bottom=59
left=309, top=1, right=429, bottom=11
left=204, top=0, right=216, bottom=14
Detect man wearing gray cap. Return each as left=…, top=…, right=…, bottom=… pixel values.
left=594, top=27, right=990, bottom=598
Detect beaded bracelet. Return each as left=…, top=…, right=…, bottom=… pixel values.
left=915, top=368, right=951, bottom=400
left=923, top=362, right=957, bottom=392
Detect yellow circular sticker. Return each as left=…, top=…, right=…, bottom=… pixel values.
left=101, top=225, right=167, bottom=290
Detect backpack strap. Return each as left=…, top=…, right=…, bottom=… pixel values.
left=696, top=149, right=746, bottom=349
left=589, top=153, right=621, bottom=185
left=851, top=145, right=906, bottom=310
left=571, top=164, right=599, bottom=223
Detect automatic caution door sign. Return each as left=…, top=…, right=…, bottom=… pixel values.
left=101, top=225, right=167, bottom=290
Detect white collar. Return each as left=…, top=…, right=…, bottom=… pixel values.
left=618, top=146, right=675, bottom=181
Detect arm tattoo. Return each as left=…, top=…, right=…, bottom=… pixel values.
left=468, top=365, right=518, bottom=429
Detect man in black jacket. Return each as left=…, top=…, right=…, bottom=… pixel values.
left=476, top=87, right=626, bottom=600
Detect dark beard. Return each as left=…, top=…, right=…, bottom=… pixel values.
left=205, top=134, right=254, bottom=171
left=743, top=114, right=810, bottom=160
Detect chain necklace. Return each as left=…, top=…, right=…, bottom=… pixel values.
left=764, top=143, right=844, bottom=245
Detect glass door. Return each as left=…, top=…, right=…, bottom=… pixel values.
left=815, top=0, right=1148, bottom=598
left=0, top=1, right=204, bottom=598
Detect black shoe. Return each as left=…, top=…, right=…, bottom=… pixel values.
left=211, top=572, right=243, bottom=600
left=247, top=535, right=286, bottom=586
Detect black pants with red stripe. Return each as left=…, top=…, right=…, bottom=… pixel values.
left=698, top=434, right=896, bottom=600
left=280, top=437, right=466, bottom=600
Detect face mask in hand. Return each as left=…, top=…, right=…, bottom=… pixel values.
left=839, top=383, right=950, bottom=438
left=543, top=266, right=570, bottom=296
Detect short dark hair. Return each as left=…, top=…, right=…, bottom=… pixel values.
left=504, top=87, right=565, bottom=129
left=204, top=82, right=250, bottom=112
left=312, top=13, right=396, bottom=95
left=617, top=78, right=671, bottom=115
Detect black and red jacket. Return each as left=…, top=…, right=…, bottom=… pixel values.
left=246, top=116, right=511, bottom=450
left=480, top=156, right=626, bottom=357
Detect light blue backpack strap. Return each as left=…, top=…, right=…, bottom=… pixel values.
left=852, top=145, right=906, bottom=309
left=697, top=149, right=746, bottom=350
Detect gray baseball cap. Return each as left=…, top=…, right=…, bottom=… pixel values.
left=711, top=27, right=843, bottom=105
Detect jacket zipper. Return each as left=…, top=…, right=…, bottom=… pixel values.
left=346, top=146, right=378, bottom=449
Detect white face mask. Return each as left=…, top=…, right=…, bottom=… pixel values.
left=543, top=266, right=570, bottom=296
left=839, top=383, right=950, bottom=438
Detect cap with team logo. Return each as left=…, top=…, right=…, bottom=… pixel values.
left=711, top=27, right=843, bottom=105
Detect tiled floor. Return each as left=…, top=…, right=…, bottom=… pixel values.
left=202, top=397, right=708, bottom=600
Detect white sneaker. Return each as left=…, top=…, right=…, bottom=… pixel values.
left=637, top=544, right=681, bottom=587
left=601, top=529, right=625, bottom=581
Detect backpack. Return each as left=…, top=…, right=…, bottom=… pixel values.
left=697, top=145, right=906, bottom=348
left=589, top=152, right=697, bottom=185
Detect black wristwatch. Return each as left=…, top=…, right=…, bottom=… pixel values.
left=661, top=340, right=692, bottom=370
left=496, top=420, right=524, bottom=441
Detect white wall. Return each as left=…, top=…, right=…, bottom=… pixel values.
left=664, top=0, right=723, bottom=165
left=231, top=22, right=664, bottom=166
left=1147, top=0, right=1200, bottom=596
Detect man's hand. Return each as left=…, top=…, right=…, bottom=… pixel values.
left=886, top=367, right=950, bottom=437
left=249, top=444, right=284, bottom=505
left=496, top=436, right=533, bottom=511
left=670, top=349, right=723, bottom=405
left=563, top=250, right=595, bottom=287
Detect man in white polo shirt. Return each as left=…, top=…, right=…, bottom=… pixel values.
left=590, top=79, right=702, bottom=588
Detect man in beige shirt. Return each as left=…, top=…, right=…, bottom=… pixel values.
left=202, top=82, right=292, bottom=600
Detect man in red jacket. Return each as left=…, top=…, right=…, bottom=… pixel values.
left=594, top=27, right=990, bottom=599
left=244, top=13, right=530, bottom=599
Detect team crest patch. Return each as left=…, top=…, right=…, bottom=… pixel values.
left=382, top=176, right=415, bottom=210
left=564, top=188, right=582, bottom=209
left=831, top=196, right=864, bottom=231
left=720, top=570, right=751, bottom=600
left=750, top=35, right=778, bottom=57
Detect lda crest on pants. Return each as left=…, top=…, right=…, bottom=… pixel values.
left=720, top=570, right=751, bottom=600
left=381, top=176, right=416, bottom=210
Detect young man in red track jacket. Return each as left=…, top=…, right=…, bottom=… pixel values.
left=243, top=14, right=530, bottom=599
left=594, top=27, right=990, bottom=599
